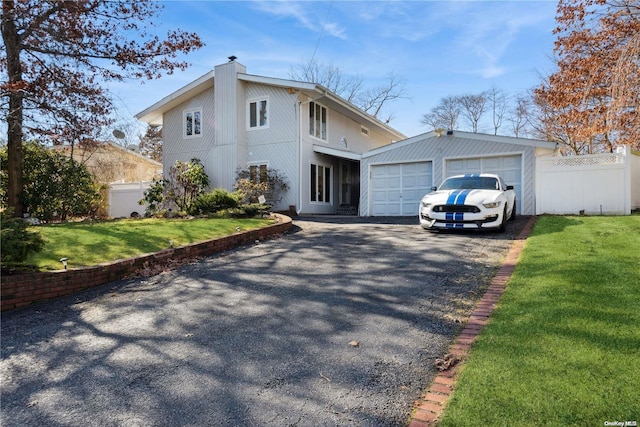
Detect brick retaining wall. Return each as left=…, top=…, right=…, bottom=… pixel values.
left=1, top=214, right=293, bottom=312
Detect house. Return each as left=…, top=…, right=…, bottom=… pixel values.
left=360, top=130, right=558, bottom=216
left=53, top=141, right=162, bottom=184
left=54, top=141, right=163, bottom=218
left=136, top=58, right=406, bottom=215
left=136, top=58, right=570, bottom=217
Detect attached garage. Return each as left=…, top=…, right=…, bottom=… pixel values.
left=446, top=155, right=522, bottom=214
left=371, top=162, right=432, bottom=215
left=360, top=131, right=556, bottom=216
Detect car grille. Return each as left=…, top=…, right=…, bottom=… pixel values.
left=433, top=205, right=480, bottom=213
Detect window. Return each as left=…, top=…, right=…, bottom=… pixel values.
left=310, top=163, right=331, bottom=203
left=249, top=164, right=268, bottom=183
left=184, top=109, right=202, bottom=138
left=248, top=98, right=268, bottom=129
left=309, top=102, right=327, bottom=140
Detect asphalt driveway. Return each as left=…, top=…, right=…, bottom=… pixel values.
left=1, top=216, right=529, bottom=426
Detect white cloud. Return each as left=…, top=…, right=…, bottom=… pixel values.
left=250, top=0, right=347, bottom=40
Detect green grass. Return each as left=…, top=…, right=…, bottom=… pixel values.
left=439, top=215, right=640, bottom=427
left=25, top=217, right=273, bottom=270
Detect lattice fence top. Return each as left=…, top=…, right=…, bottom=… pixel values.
left=549, top=153, right=624, bottom=167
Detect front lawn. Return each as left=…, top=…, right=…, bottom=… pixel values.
left=24, top=217, right=273, bottom=271
left=439, top=215, right=640, bottom=426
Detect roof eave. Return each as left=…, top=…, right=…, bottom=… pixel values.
left=135, top=70, right=215, bottom=125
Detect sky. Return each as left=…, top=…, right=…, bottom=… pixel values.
left=109, top=0, right=560, bottom=141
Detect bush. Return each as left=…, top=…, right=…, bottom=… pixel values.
left=139, top=159, right=210, bottom=216
left=189, top=189, right=240, bottom=215
left=234, top=167, right=289, bottom=205
left=243, top=203, right=272, bottom=217
left=1, top=142, right=103, bottom=221
left=139, top=178, right=169, bottom=216
left=0, top=209, right=45, bottom=264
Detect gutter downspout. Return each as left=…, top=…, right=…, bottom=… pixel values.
left=297, top=100, right=303, bottom=216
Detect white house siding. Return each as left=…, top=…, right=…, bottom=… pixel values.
left=213, top=61, right=247, bottom=191
left=297, top=96, right=393, bottom=214
left=244, top=82, right=299, bottom=211
left=361, top=132, right=554, bottom=216
left=162, top=89, right=216, bottom=181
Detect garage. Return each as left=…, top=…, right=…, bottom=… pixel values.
left=445, top=155, right=522, bottom=213
left=360, top=131, right=557, bottom=216
left=371, top=162, right=432, bottom=215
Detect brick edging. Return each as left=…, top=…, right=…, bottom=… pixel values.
left=408, top=216, right=539, bottom=426
left=1, top=214, right=293, bottom=312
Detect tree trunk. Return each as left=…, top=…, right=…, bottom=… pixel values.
left=2, top=0, right=25, bottom=217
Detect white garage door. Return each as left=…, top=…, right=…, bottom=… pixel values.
left=371, top=162, right=432, bottom=216
left=446, top=155, right=522, bottom=213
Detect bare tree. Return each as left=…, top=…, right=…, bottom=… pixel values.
left=290, top=60, right=362, bottom=103
left=488, top=87, right=508, bottom=135
left=458, top=92, right=488, bottom=133
left=420, top=96, right=461, bottom=131
left=290, top=59, right=406, bottom=123
left=508, top=93, right=534, bottom=138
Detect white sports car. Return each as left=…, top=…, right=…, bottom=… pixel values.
left=419, top=174, right=516, bottom=231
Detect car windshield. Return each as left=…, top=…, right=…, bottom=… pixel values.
left=439, top=176, right=499, bottom=191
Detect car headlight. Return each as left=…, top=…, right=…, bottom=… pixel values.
left=483, top=201, right=502, bottom=209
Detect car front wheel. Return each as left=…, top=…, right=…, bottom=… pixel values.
left=498, top=206, right=507, bottom=232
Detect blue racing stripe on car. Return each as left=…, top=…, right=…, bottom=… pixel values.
left=454, top=212, right=464, bottom=221
left=454, top=189, right=471, bottom=205
left=446, top=190, right=461, bottom=205
left=446, top=212, right=454, bottom=221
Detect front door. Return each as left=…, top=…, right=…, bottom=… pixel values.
left=340, top=161, right=351, bottom=205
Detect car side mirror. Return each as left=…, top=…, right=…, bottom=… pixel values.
left=506, top=185, right=514, bottom=190
left=431, top=186, right=438, bottom=192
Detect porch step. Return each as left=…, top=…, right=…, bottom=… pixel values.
left=336, top=204, right=357, bottom=215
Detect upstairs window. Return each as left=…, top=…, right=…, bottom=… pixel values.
left=248, top=98, right=268, bottom=129
left=184, top=109, right=202, bottom=138
left=309, top=101, right=327, bottom=141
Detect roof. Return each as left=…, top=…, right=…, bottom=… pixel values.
left=313, top=144, right=362, bottom=161
left=135, top=67, right=406, bottom=142
left=362, top=129, right=557, bottom=158
left=135, top=70, right=215, bottom=125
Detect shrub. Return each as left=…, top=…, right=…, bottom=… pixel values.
left=0, top=209, right=45, bottom=264
left=234, top=167, right=289, bottom=205
left=140, top=159, right=210, bottom=216
left=243, top=203, right=272, bottom=217
left=1, top=142, right=103, bottom=221
left=189, top=189, right=240, bottom=215
left=170, top=159, right=209, bottom=212
left=139, top=178, right=169, bottom=216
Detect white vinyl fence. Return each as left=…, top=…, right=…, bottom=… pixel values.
left=536, top=145, right=640, bottom=215
left=108, top=181, right=151, bottom=218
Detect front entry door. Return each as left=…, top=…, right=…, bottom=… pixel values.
left=340, top=161, right=350, bottom=205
